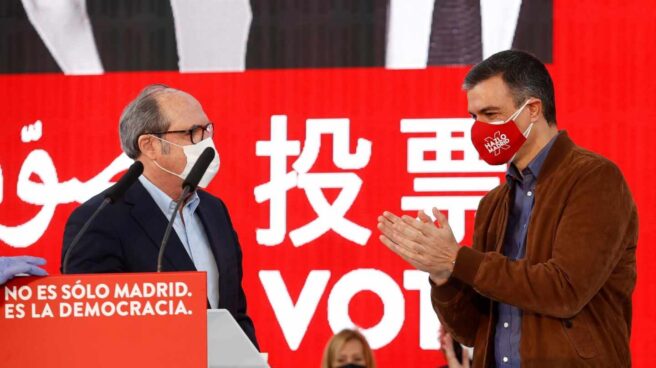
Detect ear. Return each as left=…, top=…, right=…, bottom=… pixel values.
left=527, top=99, right=543, bottom=123
left=138, top=134, right=159, bottom=160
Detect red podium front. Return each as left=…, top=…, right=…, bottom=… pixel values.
left=0, top=272, right=207, bottom=368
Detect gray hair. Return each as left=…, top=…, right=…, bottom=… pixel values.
left=119, top=84, right=175, bottom=158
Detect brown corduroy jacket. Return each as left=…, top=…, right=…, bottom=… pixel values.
left=431, top=132, right=638, bottom=367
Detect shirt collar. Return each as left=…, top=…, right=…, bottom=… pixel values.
left=506, top=132, right=559, bottom=183
left=138, top=175, right=200, bottom=218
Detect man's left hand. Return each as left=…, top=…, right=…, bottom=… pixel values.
left=377, top=207, right=460, bottom=286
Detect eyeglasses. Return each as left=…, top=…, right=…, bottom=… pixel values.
left=149, top=122, right=214, bottom=144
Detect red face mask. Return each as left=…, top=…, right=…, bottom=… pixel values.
left=470, top=100, right=533, bottom=165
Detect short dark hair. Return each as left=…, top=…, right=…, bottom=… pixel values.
left=463, top=50, right=556, bottom=125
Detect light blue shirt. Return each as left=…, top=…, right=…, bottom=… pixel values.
left=139, top=176, right=220, bottom=308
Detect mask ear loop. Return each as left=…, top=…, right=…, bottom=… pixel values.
left=506, top=99, right=532, bottom=122
left=152, top=159, right=185, bottom=180
left=506, top=99, right=535, bottom=165
left=517, top=99, right=536, bottom=137
left=149, top=134, right=184, bottom=149
left=148, top=134, right=186, bottom=179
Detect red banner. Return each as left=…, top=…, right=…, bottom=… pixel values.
left=1, top=1, right=656, bottom=366
left=0, top=272, right=207, bottom=367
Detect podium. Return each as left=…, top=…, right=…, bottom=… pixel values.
left=0, top=272, right=268, bottom=368
left=208, top=309, right=268, bottom=368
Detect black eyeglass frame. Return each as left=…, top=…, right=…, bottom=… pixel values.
left=147, top=122, right=214, bottom=144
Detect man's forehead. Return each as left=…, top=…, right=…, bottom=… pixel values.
left=157, top=91, right=207, bottom=127
left=466, top=75, right=514, bottom=111
left=156, top=89, right=198, bottom=108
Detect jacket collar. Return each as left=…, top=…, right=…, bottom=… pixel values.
left=123, top=180, right=196, bottom=272
left=192, top=191, right=228, bottom=309
left=506, top=133, right=559, bottom=183
left=503, top=131, right=574, bottom=189
left=535, top=130, right=575, bottom=184
left=195, top=193, right=224, bottom=277
left=495, top=131, right=574, bottom=254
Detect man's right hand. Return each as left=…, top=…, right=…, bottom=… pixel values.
left=417, top=210, right=453, bottom=286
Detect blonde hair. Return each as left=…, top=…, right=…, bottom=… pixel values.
left=321, top=329, right=376, bottom=368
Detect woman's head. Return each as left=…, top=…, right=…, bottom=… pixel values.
left=321, top=329, right=376, bottom=368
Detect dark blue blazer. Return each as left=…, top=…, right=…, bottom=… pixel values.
left=61, top=180, right=258, bottom=348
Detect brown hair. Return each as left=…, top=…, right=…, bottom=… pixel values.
left=321, top=329, right=376, bottom=368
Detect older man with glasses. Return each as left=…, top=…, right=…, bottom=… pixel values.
left=61, top=84, right=258, bottom=348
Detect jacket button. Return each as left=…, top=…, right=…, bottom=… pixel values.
left=564, top=319, right=573, bottom=328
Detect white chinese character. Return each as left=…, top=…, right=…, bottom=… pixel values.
left=255, top=115, right=372, bottom=247
left=400, top=118, right=505, bottom=242
left=254, top=115, right=300, bottom=246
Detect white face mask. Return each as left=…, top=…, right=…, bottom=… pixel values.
left=151, top=135, right=220, bottom=188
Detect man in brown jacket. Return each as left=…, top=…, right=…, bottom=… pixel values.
left=378, top=50, right=638, bottom=367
